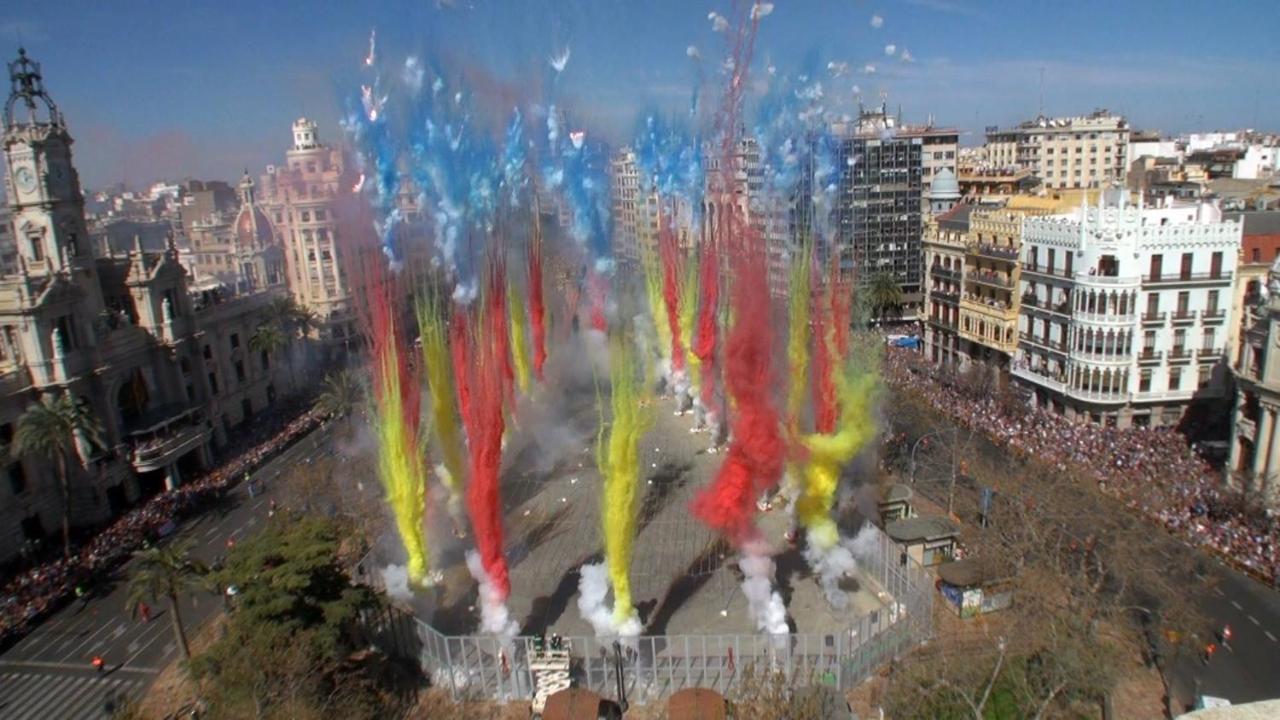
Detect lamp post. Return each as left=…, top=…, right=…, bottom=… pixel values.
left=909, top=427, right=957, bottom=485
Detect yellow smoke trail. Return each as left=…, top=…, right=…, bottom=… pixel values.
left=796, top=346, right=881, bottom=551
left=785, top=239, right=813, bottom=420
left=415, top=294, right=466, bottom=512
left=640, top=244, right=671, bottom=366
left=374, top=337, right=431, bottom=584
left=508, top=280, right=532, bottom=396
left=679, top=245, right=700, bottom=381
left=596, top=333, right=652, bottom=625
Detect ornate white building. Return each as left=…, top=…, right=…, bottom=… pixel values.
left=1012, top=188, right=1241, bottom=427
left=1228, top=257, right=1280, bottom=507
left=0, top=49, right=293, bottom=564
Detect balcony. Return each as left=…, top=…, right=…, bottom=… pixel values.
left=1022, top=264, right=1072, bottom=281
left=929, top=265, right=961, bottom=281
left=1201, top=309, right=1226, bottom=324
left=1237, top=416, right=1257, bottom=442
left=1011, top=363, right=1068, bottom=393
left=1076, top=274, right=1140, bottom=288
left=1199, top=346, right=1224, bottom=361
left=1141, top=311, right=1167, bottom=325
left=125, top=403, right=210, bottom=473
left=927, top=316, right=957, bottom=332
left=1170, top=310, right=1197, bottom=325
left=1142, top=271, right=1233, bottom=286
left=968, top=271, right=1015, bottom=290
left=961, top=296, right=1019, bottom=322
left=1019, top=332, right=1068, bottom=356
left=1075, top=309, right=1137, bottom=326
left=1138, top=349, right=1164, bottom=364
left=971, top=244, right=1019, bottom=262
left=1167, top=347, right=1192, bottom=362
left=930, top=287, right=960, bottom=304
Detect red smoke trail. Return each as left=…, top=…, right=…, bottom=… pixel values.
left=450, top=310, right=474, bottom=434
left=529, top=229, right=547, bottom=381
left=830, top=262, right=851, bottom=362
left=694, top=231, right=720, bottom=411
left=490, top=258, right=516, bottom=411
left=462, top=260, right=512, bottom=599
left=588, top=269, right=608, bottom=333
left=659, top=216, right=686, bottom=373
left=363, top=257, right=422, bottom=441
left=691, top=215, right=782, bottom=543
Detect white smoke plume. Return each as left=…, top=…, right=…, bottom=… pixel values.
left=576, top=563, right=642, bottom=639
left=738, top=540, right=789, bottom=639
left=803, top=524, right=881, bottom=610
left=381, top=564, right=413, bottom=602
left=884, top=44, right=897, bottom=56
left=870, top=14, right=884, bottom=29
left=466, top=551, right=518, bottom=643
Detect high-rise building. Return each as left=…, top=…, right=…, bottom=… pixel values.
left=0, top=49, right=294, bottom=564
left=1012, top=189, right=1240, bottom=427
left=983, top=111, right=1130, bottom=190
left=257, top=118, right=354, bottom=348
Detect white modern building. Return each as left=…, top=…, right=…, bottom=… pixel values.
left=1013, top=188, right=1242, bottom=427
left=983, top=111, right=1130, bottom=190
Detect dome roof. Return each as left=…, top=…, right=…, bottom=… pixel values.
left=930, top=168, right=960, bottom=199
left=234, top=203, right=275, bottom=250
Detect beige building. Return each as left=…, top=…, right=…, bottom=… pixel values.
left=1228, top=258, right=1280, bottom=507
left=984, top=111, right=1130, bottom=190
left=0, top=49, right=294, bottom=564
left=258, top=119, right=355, bottom=350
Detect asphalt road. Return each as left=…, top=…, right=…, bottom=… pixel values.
left=0, top=421, right=336, bottom=720
left=1167, top=560, right=1280, bottom=709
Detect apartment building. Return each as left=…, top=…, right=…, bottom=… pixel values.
left=983, top=111, right=1130, bottom=190
left=1013, top=189, right=1241, bottom=428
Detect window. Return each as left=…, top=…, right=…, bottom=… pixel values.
left=1064, top=252, right=1073, bottom=276
left=1174, top=291, right=1190, bottom=316
left=234, top=360, right=245, bottom=382
left=1253, top=248, right=1261, bottom=263
left=301, top=211, right=311, bottom=222
left=1146, top=294, right=1160, bottom=316
left=1174, top=329, right=1186, bottom=352
left=1207, top=290, right=1219, bottom=314
left=1168, top=368, right=1182, bottom=391
left=203, top=344, right=212, bottom=360
left=1139, top=370, right=1152, bottom=392
left=208, top=372, right=219, bottom=395
left=1180, top=253, right=1193, bottom=279
left=314, top=209, right=326, bottom=221
left=1143, top=330, right=1156, bottom=351
left=1048, top=249, right=1056, bottom=273
left=1198, top=366, right=1212, bottom=389
left=241, top=398, right=254, bottom=421
left=28, top=235, right=43, bottom=262
left=1202, top=328, right=1215, bottom=351
left=1149, top=254, right=1163, bottom=280
left=1210, top=251, right=1223, bottom=278
left=229, top=333, right=240, bottom=350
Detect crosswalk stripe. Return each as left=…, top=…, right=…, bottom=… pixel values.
left=0, top=672, right=32, bottom=709
left=62, top=676, right=128, bottom=720
left=6, top=673, right=63, bottom=718
left=13, top=673, right=76, bottom=720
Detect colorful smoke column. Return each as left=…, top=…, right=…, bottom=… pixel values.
left=365, top=264, right=431, bottom=586
left=811, top=277, right=838, bottom=434
left=691, top=221, right=782, bottom=543
left=678, top=245, right=700, bottom=379
left=508, top=280, right=532, bottom=396
left=529, top=224, right=548, bottom=381
left=461, top=263, right=513, bottom=622
left=416, top=292, right=466, bottom=514
left=796, top=362, right=880, bottom=550
left=693, top=236, right=720, bottom=416
left=450, top=310, right=474, bottom=434
left=659, top=222, right=686, bottom=375
left=640, top=244, right=672, bottom=370
left=588, top=269, right=608, bottom=333
left=785, top=239, right=813, bottom=421
left=595, top=333, right=652, bottom=632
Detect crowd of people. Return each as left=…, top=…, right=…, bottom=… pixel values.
left=0, top=405, right=327, bottom=649
left=881, top=343, right=1279, bottom=585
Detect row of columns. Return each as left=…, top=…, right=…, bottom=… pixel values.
left=1250, top=404, right=1279, bottom=501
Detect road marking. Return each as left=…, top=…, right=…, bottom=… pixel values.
left=0, top=659, right=160, bottom=674
left=1213, top=587, right=1225, bottom=596
left=204, top=524, right=221, bottom=538
left=1265, top=631, right=1277, bottom=643
left=1248, top=615, right=1260, bottom=626
left=1231, top=600, right=1243, bottom=611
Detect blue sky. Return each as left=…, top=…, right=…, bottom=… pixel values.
left=2, top=0, right=1276, bottom=189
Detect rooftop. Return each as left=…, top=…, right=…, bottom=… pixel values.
left=885, top=515, right=959, bottom=543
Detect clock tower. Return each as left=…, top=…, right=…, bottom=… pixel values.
left=4, top=48, right=100, bottom=299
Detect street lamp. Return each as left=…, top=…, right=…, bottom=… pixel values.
left=909, top=427, right=957, bottom=485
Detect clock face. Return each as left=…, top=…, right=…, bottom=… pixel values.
left=14, top=165, right=37, bottom=194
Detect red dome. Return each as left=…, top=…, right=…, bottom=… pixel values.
left=234, top=203, right=275, bottom=250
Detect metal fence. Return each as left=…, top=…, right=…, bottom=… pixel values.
left=359, top=526, right=934, bottom=703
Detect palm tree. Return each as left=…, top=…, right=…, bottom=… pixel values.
left=11, top=393, right=104, bottom=558
left=249, top=322, right=289, bottom=392
left=865, top=271, right=904, bottom=321
left=126, top=538, right=207, bottom=661
left=312, top=369, right=364, bottom=434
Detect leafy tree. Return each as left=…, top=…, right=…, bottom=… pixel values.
left=313, top=369, right=364, bottom=423
left=865, top=270, right=903, bottom=321
left=11, top=392, right=104, bottom=558
left=126, top=537, right=208, bottom=661
left=193, top=517, right=383, bottom=719
left=250, top=322, right=289, bottom=390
